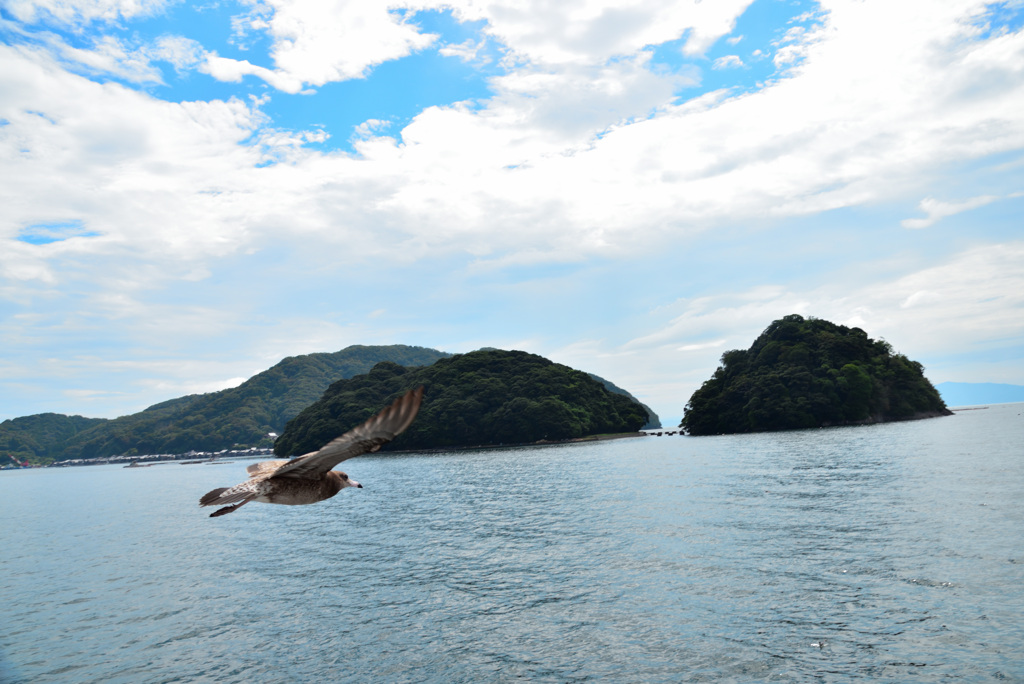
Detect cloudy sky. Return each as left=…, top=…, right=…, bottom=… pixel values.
left=1, top=0, right=1022, bottom=425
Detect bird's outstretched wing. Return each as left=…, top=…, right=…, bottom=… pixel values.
left=270, top=386, right=424, bottom=480
left=247, top=460, right=289, bottom=478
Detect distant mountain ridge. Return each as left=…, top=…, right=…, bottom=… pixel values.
left=587, top=373, right=661, bottom=429
left=935, top=382, right=1024, bottom=407
left=1, top=345, right=451, bottom=465
left=0, top=413, right=106, bottom=466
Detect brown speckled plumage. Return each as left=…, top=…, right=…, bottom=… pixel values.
left=199, top=387, right=423, bottom=518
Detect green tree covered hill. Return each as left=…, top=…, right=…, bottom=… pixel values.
left=274, top=349, right=650, bottom=455
left=2, top=345, right=450, bottom=464
left=0, top=413, right=106, bottom=465
left=588, top=373, right=661, bottom=429
left=680, top=314, right=951, bottom=435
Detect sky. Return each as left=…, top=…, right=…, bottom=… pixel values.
left=1, top=0, right=1023, bottom=426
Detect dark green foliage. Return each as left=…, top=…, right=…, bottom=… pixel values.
left=4, top=345, right=450, bottom=464
left=588, top=373, right=661, bottom=429
left=0, top=413, right=106, bottom=466
left=680, top=314, right=951, bottom=435
left=274, top=350, right=649, bottom=456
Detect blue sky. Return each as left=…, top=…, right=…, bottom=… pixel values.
left=1, top=0, right=1023, bottom=425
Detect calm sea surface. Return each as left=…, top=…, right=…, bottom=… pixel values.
left=2, top=404, right=1023, bottom=683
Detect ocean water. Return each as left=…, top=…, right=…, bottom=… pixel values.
left=2, top=403, right=1022, bottom=683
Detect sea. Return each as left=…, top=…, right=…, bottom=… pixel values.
left=2, top=403, right=1022, bottom=683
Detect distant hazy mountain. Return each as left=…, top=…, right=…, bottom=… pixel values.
left=935, top=382, right=1024, bottom=407
left=1, top=345, right=451, bottom=465
left=587, top=373, right=661, bottom=428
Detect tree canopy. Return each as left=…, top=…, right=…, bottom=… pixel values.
left=680, top=314, right=951, bottom=435
left=588, top=373, right=661, bottom=429
left=0, top=413, right=105, bottom=466
left=274, top=349, right=650, bottom=455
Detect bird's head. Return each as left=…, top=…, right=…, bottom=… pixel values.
left=337, top=471, right=362, bottom=489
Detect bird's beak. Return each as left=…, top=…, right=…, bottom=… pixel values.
left=351, top=480, right=363, bottom=489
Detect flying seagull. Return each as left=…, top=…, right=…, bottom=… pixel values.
left=199, top=386, right=423, bottom=517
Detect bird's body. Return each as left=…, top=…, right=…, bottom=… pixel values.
left=201, top=466, right=349, bottom=509
left=199, top=387, right=423, bottom=517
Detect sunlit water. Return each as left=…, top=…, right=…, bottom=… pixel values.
left=2, top=404, right=1022, bottom=683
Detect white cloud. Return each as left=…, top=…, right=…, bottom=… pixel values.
left=567, top=241, right=1024, bottom=422
left=853, top=242, right=1024, bottom=356
left=647, top=241, right=1024, bottom=362
left=3, top=0, right=172, bottom=25
left=65, top=372, right=246, bottom=402
left=900, top=290, right=942, bottom=309
left=9, top=1, right=440, bottom=92
left=0, top=43, right=268, bottom=291
left=9, top=0, right=1022, bottom=281
left=3, top=1, right=1021, bottom=274
left=56, top=34, right=164, bottom=82
left=229, top=2, right=274, bottom=50
left=337, top=0, right=1022, bottom=265
left=150, top=35, right=206, bottom=72
left=253, top=0, right=437, bottom=87
left=712, top=54, right=743, bottom=69
left=146, top=375, right=248, bottom=396
left=677, top=339, right=727, bottom=352
left=201, top=53, right=306, bottom=93
left=0, top=21, right=170, bottom=83
left=438, top=38, right=486, bottom=62
left=773, top=25, right=817, bottom=67
left=352, top=118, right=392, bottom=139
left=161, top=0, right=756, bottom=91
left=421, top=0, right=755, bottom=65
left=901, top=194, right=1000, bottom=229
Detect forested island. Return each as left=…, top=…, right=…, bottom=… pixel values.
left=680, top=314, right=952, bottom=435
left=275, top=349, right=650, bottom=455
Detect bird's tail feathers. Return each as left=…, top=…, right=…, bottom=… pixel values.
left=199, top=486, right=253, bottom=507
